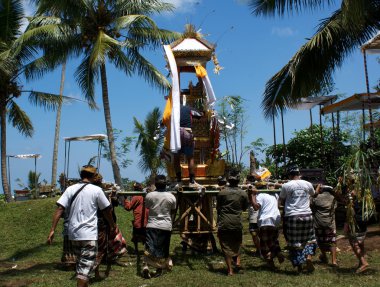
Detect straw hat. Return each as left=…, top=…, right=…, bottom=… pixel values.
left=81, top=165, right=97, bottom=174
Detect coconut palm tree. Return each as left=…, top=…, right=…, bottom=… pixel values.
left=50, top=62, right=65, bottom=190
left=0, top=0, right=72, bottom=202
left=249, top=0, right=380, bottom=119
left=133, top=107, right=165, bottom=183
left=32, top=0, right=179, bottom=187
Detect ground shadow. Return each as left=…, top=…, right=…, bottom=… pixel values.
left=0, top=243, right=48, bottom=263
left=332, top=266, right=377, bottom=275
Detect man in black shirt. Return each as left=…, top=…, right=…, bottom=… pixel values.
left=217, top=169, right=249, bottom=275
left=173, top=96, right=203, bottom=189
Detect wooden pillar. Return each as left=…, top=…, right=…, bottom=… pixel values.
left=281, top=109, right=286, bottom=166
left=363, top=50, right=374, bottom=146
left=272, top=113, right=278, bottom=177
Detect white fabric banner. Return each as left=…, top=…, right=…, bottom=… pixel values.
left=164, top=45, right=181, bottom=152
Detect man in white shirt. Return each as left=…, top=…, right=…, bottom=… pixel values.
left=47, top=165, right=117, bottom=287
left=251, top=188, right=284, bottom=269
left=143, top=175, right=176, bottom=278
left=279, top=165, right=318, bottom=273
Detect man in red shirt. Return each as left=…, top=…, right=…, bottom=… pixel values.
left=124, top=182, right=149, bottom=254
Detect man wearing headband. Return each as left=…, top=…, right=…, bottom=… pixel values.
left=47, top=165, right=117, bottom=287
left=279, top=165, right=318, bottom=273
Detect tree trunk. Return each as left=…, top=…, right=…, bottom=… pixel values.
left=223, top=129, right=230, bottom=163
left=51, top=61, right=66, bottom=190
left=1, top=97, right=12, bottom=202
left=249, top=150, right=257, bottom=175
left=100, top=63, right=122, bottom=187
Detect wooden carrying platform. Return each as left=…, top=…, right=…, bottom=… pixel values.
left=173, top=189, right=219, bottom=253
left=120, top=189, right=219, bottom=253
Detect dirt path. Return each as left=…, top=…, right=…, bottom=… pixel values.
left=337, top=224, right=380, bottom=252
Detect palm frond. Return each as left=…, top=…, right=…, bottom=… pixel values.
left=133, top=117, right=145, bottom=149
left=74, top=55, right=98, bottom=109
left=116, top=0, right=174, bottom=16
left=89, top=31, right=119, bottom=69
left=0, top=0, right=24, bottom=41
left=27, top=15, right=62, bottom=27
left=250, top=0, right=335, bottom=16
left=108, top=46, right=133, bottom=76
left=0, top=47, right=16, bottom=76
left=14, top=23, right=64, bottom=50
left=115, top=14, right=156, bottom=31
left=128, top=27, right=180, bottom=49
left=22, top=53, right=63, bottom=81
left=261, top=4, right=380, bottom=119
left=7, top=100, right=34, bottom=137
left=34, top=0, right=84, bottom=19
left=27, top=90, right=64, bottom=111
left=129, top=49, right=171, bottom=93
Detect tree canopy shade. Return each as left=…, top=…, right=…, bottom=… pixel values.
left=265, top=124, right=351, bottom=184
left=249, top=0, right=380, bottom=119
left=32, top=0, right=180, bottom=187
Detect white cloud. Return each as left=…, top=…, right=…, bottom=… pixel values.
left=165, top=0, right=201, bottom=13
left=271, top=27, right=298, bottom=37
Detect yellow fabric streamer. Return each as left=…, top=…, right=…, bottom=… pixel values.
left=162, top=92, right=172, bottom=126
left=195, top=65, right=207, bottom=78
left=162, top=92, right=172, bottom=149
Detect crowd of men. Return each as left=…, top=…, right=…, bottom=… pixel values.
left=47, top=164, right=369, bottom=286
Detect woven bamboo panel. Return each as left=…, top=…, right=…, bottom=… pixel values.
left=192, top=117, right=210, bottom=137
left=194, top=137, right=211, bottom=148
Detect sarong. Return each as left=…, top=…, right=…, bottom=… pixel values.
left=94, top=224, right=127, bottom=269
left=218, top=229, right=242, bottom=257
left=61, top=235, right=76, bottom=266
left=144, top=228, right=172, bottom=269
left=284, top=215, right=317, bottom=266
left=315, top=228, right=336, bottom=252
left=93, top=224, right=107, bottom=270
left=132, top=227, right=147, bottom=244
left=108, top=228, right=127, bottom=261
left=284, top=215, right=316, bottom=248
left=259, top=226, right=281, bottom=259
left=345, top=221, right=368, bottom=245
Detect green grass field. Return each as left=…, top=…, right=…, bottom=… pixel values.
left=0, top=198, right=379, bottom=287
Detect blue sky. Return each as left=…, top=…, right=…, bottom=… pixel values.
left=5, top=0, right=379, bottom=189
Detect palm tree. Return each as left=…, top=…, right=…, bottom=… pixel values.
left=50, top=62, right=66, bottom=190
left=133, top=107, right=165, bottom=183
left=249, top=1, right=380, bottom=119
left=33, top=0, right=179, bottom=187
left=0, top=0, right=70, bottom=202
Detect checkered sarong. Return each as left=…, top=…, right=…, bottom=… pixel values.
left=284, top=215, right=316, bottom=248
left=315, top=228, right=336, bottom=252
left=61, top=235, right=76, bottom=265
